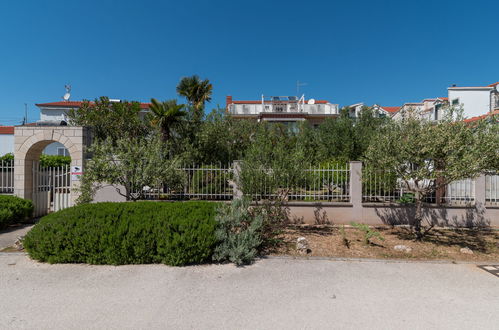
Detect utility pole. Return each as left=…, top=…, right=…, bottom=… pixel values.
left=24, top=103, right=28, bottom=125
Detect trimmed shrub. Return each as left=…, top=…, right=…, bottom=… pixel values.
left=0, top=195, right=33, bottom=229
left=39, top=155, right=71, bottom=168
left=23, top=201, right=218, bottom=265
left=213, top=198, right=263, bottom=266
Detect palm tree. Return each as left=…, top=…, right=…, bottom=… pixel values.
left=148, top=99, right=186, bottom=142
left=176, top=75, right=213, bottom=110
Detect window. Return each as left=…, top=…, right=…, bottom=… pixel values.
left=57, top=147, right=69, bottom=157
left=452, top=98, right=459, bottom=106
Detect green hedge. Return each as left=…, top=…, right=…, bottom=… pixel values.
left=0, top=195, right=33, bottom=229
left=23, top=201, right=218, bottom=265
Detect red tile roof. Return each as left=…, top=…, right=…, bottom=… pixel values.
left=463, top=110, right=499, bottom=123
left=36, top=101, right=151, bottom=109
left=0, top=126, right=14, bottom=134
left=379, top=106, right=401, bottom=113
left=487, top=82, right=499, bottom=87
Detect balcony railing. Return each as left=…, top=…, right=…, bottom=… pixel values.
left=229, top=103, right=338, bottom=116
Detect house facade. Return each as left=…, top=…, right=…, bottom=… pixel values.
left=348, top=103, right=400, bottom=118
left=226, top=95, right=339, bottom=128
left=448, top=82, right=499, bottom=118
left=0, top=126, right=14, bottom=156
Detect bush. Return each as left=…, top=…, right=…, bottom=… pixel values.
left=213, top=198, right=263, bottom=265
left=0, top=153, right=14, bottom=164
left=39, top=155, right=71, bottom=168
left=0, top=195, right=33, bottom=229
left=23, top=201, right=218, bottom=265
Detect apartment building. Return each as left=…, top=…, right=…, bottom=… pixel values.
left=226, top=95, right=339, bottom=128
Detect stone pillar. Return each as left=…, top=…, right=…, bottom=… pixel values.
left=474, top=174, right=486, bottom=207
left=232, top=160, right=243, bottom=199
left=349, top=161, right=363, bottom=221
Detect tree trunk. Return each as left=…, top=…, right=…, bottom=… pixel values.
left=414, top=192, right=423, bottom=240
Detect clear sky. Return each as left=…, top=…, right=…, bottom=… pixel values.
left=0, top=0, right=498, bottom=125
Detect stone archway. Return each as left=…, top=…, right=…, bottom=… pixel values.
left=14, top=126, right=89, bottom=208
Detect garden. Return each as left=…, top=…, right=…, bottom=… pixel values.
left=0, top=75, right=498, bottom=265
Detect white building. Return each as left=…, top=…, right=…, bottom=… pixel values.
left=348, top=103, right=400, bottom=118
left=226, top=95, right=339, bottom=128
left=448, top=82, right=499, bottom=118
left=0, top=126, right=14, bottom=156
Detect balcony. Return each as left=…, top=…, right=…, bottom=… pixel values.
left=229, top=103, right=339, bottom=116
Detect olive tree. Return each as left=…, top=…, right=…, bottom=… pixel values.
left=364, top=110, right=498, bottom=239
left=78, top=135, right=184, bottom=203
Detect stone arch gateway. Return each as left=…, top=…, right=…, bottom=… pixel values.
left=14, top=126, right=90, bottom=211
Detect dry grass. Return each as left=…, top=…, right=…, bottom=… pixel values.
left=271, top=225, right=499, bottom=262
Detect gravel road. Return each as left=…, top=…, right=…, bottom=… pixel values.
left=0, top=254, right=497, bottom=330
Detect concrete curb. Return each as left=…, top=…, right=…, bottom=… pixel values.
left=262, top=255, right=499, bottom=265
left=1, top=252, right=497, bottom=267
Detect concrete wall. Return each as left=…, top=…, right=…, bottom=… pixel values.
left=91, top=162, right=499, bottom=227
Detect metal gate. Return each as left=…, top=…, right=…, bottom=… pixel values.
left=32, top=162, right=71, bottom=217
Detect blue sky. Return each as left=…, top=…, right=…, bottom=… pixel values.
left=0, top=0, right=498, bottom=125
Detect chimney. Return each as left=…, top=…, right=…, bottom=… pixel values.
left=226, top=95, right=233, bottom=110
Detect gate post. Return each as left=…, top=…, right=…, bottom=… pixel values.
left=349, top=161, right=363, bottom=221
left=232, top=160, right=243, bottom=199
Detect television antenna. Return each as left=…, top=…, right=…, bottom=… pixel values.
left=296, top=80, right=307, bottom=95
left=62, top=84, right=71, bottom=101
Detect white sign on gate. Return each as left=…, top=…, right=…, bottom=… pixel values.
left=71, top=166, right=83, bottom=181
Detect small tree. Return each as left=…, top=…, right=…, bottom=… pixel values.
left=364, top=110, right=497, bottom=239
left=147, top=99, right=186, bottom=142
left=67, top=97, right=149, bottom=142
left=78, top=135, right=184, bottom=202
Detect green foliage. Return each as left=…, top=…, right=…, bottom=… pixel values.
left=364, top=108, right=497, bottom=239
left=306, top=160, right=349, bottom=198
left=0, top=153, right=14, bottom=164
left=190, top=165, right=233, bottom=195
left=239, top=124, right=309, bottom=198
left=23, top=201, right=218, bottom=265
left=176, top=75, right=213, bottom=110
left=250, top=199, right=291, bottom=248
left=39, top=155, right=71, bottom=168
left=350, top=222, right=384, bottom=245
left=67, top=97, right=150, bottom=142
left=0, top=195, right=33, bottom=229
left=180, top=108, right=259, bottom=165
left=147, top=99, right=186, bottom=142
left=361, top=166, right=398, bottom=199
left=397, top=193, right=415, bottom=204
left=0, top=154, right=70, bottom=168
left=78, top=135, right=185, bottom=202
left=213, top=198, right=263, bottom=265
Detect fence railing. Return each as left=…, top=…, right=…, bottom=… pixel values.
left=140, top=165, right=234, bottom=200
left=241, top=164, right=350, bottom=202
left=362, top=169, right=436, bottom=203
left=32, top=162, right=71, bottom=217
left=362, top=168, right=476, bottom=205
left=485, top=173, right=499, bottom=206
left=0, top=161, right=14, bottom=194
